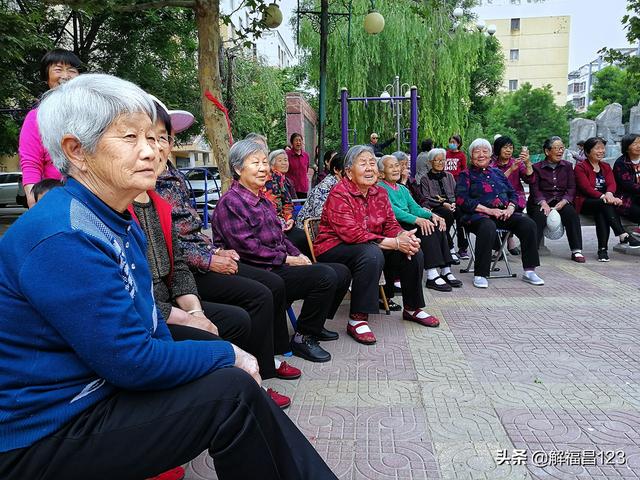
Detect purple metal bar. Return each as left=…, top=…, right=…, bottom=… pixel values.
left=410, top=86, right=418, bottom=176
left=340, top=88, right=349, bottom=155
left=347, top=96, right=409, bottom=102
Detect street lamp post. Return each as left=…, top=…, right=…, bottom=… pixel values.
left=381, top=75, right=411, bottom=151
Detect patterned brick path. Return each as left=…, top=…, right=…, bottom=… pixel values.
left=185, top=227, right=640, bottom=479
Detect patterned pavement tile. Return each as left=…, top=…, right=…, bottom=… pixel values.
left=435, top=441, right=532, bottom=479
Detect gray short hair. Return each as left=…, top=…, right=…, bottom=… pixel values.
left=268, top=149, right=286, bottom=166
left=391, top=151, right=408, bottom=162
left=244, top=132, right=268, bottom=148
left=378, top=154, right=396, bottom=172
left=229, top=139, right=269, bottom=179
left=425, top=148, right=447, bottom=170
left=344, top=144, right=375, bottom=169
left=37, top=73, right=156, bottom=175
left=468, top=138, right=492, bottom=156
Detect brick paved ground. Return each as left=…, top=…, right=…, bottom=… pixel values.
left=184, top=226, right=640, bottom=480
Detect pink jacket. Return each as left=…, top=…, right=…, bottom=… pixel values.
left=19, top=109, right=62, bottom=185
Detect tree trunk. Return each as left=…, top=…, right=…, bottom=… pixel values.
left=195, top=0, right=232, bottom=191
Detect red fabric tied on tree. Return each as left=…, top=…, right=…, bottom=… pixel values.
left=204, top=90, right=234, bottom=146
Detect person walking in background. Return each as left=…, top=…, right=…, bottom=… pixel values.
left=445, top=134, right=467, bottom=181
left=286, top=133, right=312, bottom=198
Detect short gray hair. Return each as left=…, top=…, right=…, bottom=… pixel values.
left=229, top=139, right=268, bottom=179
left=468, top=138, right=492, bottom=156
left=378, top=154, right=396, bottom=172
left=268, top=149, right=286, bottom=166
left=244, top=132, right=268, bottom=148
left=344, top=144, right=375, bottom=169
left=425, top=148, right=447, bottom=170
left=391, top=151, right=408, bottom=162
left=37, top=73, right=156, bottom=175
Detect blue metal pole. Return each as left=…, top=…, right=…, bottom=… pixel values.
left=410, top=86, right=418, bottom=176
left=340, top=88, right=349, bottom=154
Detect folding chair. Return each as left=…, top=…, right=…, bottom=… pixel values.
left=459, top=227, right=517, bottom=279
left=303, top=217, right=391, bottom=315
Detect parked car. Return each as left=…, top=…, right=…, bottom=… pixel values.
left=0, top=172, right=24, bottom=208
left=179, top=167, right=221, bottom=212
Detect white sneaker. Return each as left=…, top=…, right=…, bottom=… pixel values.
left=473, top=276, right=488, bottom=288
left=522, top=271, right=544, bottom=286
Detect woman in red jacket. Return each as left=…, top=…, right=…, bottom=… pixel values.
left=575, top=137, right=640, bottom=261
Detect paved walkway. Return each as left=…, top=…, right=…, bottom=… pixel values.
left=185, top=227, right=640, bottom=479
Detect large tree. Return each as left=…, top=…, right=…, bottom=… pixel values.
left=582, top=65, right=640, bottom=122
left=297, top=0, right=503, bottom=148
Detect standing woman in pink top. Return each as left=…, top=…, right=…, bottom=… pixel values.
left=19, top=49, right=81, bottom=207
left=285, top=132, right=311, bottom=198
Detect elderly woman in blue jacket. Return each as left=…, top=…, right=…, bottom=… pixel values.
left=0, top=74, right=337, bottom=480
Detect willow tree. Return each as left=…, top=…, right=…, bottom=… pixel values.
left=298, top=0, right=500, bottom=147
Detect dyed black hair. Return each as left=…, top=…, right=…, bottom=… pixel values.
left=153, top=101, right=173, bottom=134
left=449, top=134, right=462, bottom=147
left=621, top=133, right=640, bottom=157
left=329, top=153, right=344, bottom=175
left=577, top=140, right=585, bottom=147
left=493, top=136, right=514, bottom=157
left=32, top=179, right=63, bottom=202
left=290, top=132, right=303, bottom=144
left=40, top=49, right=82, bottom=82
left=583, top=137, right=606, bottom=156
left=323, top=149, right=337, bottom=164
left=420, top=138, right=434, bottom=152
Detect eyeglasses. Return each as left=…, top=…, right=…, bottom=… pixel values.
left=550, top=145, right=565, bottom=151
left=371, top=136, right=379, bottom=139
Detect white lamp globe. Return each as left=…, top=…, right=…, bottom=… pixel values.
left=364, top=11, right=385, bottom=35
left=453, top=7, right=464, bottom=18
left=476, top=19, right=486, bottom=32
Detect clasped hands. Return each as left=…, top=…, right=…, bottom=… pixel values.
left=394, top=229, right=421, bottom=256
left=487, top=204, right=516, bottom=221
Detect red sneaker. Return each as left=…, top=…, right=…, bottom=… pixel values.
left=275, top=361, right=301, bottom=380
left=403, top=309, right=440, bottom=327
left=347, top=321, right=377, bottom=345
left=267, top=388, right=291, bottom=409
left=146, top=467, right=185, bottom=480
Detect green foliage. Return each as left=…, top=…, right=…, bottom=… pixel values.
left=225, top=57, right=304, bottom=146
left=298, top=0, right=504, bottom=147
left=602, top=0, right=640, bottom=78
left=580, top=66, right=640, bottom=122
left=483, top=83, right=569, bottom=155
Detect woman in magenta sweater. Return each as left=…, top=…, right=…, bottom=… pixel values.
left=18, top=49, right=81, bottom=207
left=574, top=136, right=640, bottom=261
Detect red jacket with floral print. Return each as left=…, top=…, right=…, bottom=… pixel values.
left=613, top=155, right=640, bottom=216
left=313, top=177, right=403, bottom=257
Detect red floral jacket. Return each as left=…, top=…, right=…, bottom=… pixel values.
left=613, top=155, right=640, bottom=216
left=313, top=177, right=403, bottom=257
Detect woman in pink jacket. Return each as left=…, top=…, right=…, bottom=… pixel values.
left=19, top=49, right=81, bottom=207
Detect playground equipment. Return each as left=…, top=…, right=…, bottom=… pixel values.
left=339, top=84, right=419, bottom=175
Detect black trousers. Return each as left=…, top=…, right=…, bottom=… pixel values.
left=581, top=198, right=626, bottom=249
left=194, top=263, right=288, bottom=379
left=400, top=222, right=453, bottom=269
left=285, top=225, right=312, bottom=258
left=528, top=200, right=583, bottom=250
left=318, top=243, right=425, bottom=314
left=271, top=263, right=351, bottom=336
left=621, top=202, right=640, bottom=223
left=196, top=301, right=250, bottom=346
left=0, top=369, right=337, bottom=480
left=432, top=205, right=455, bottom=249
left=468, top=215, right=540, bottom=278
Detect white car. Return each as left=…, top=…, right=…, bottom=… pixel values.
left=0, top=172, right=23, bottom=208
left=179, top=167, right=221, bottom=213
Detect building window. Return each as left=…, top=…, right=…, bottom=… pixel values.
left=509, top=49, right=519, bottom=61
left=509, top=79, right=518, bottom=91
left=511, top=18, right=520, bottom=31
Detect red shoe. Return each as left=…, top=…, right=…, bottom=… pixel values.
left=267, top=388, right=291, bottom=409
left=571, top=252, right=586, bottom=263
left=275, top=361, right=301, bottom=380
left=403, top=309, right=440, bottom=327
left=347, top=321, right=377, bottom=345
left=147, top=467, right=185, bottom=480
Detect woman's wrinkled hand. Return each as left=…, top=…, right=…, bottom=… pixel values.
left=231, top=345, right=261, bottom=385
left=210, top=255, right=238, bottom=275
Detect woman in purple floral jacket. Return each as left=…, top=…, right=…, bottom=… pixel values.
left=613, top=133, right=640, bottom=223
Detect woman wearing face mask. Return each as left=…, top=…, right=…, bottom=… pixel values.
left=445, top=134, right=467, bottom=181
left=19, top=49, right=82, bottom=207
left=613, top=134, right=640, bottom=225
left=575, top=136, right=639, bottom=261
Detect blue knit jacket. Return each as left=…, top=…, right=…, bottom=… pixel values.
left=0, top=178, right=234, bottom=452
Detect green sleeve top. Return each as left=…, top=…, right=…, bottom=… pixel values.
left=378, top=181, right=432, bottom=224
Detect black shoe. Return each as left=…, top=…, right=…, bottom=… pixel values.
left=315, top=327, right=339, bottom=341
left=621, top=234, right=640, bottom=248
left=290, top=335, right=331, bottom=362
left=425, top=276, right=453, bottom=292
left=380, top=300, right=402, bottom=311
left=443, top=273, right=463, bottom=288
left=598, top=249, right=610, bottom=262
left=508, top=247, right=521, bottom=256
left=450, top=252, right=461, bottom=265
